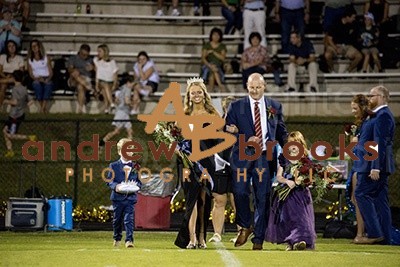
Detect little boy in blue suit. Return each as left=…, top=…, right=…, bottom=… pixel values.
left=106, top=138, right=141, bottom=248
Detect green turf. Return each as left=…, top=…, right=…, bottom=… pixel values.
left=0, top=231, right=399, bottom=267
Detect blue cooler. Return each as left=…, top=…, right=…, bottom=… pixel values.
left=47, top=196, right=73, bottom=231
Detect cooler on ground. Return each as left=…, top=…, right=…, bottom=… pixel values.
left=47, top=196, right=73, bottom=231
left=5, top=197, right=46, bottom=230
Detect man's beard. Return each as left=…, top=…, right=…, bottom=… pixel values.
left=369, top=101, right=377, bottom=110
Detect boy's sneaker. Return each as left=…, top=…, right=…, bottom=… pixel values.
left=113, top=240, right=121, bottom=247
left=28, top=135, right=37, bottom=141
left=4, top=150, right=15, bottom=158
left=125, top=241, right=134, bottom=248
left=171, top=9, right=180, bottom=16
left=155, top=10, right=164, bottom=16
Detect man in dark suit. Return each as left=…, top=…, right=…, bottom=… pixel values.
left=354, top=85, right=395, bottom=245
left=107, top=138, right=141, bottom=248
left=225, top=73, right=288, bottom=250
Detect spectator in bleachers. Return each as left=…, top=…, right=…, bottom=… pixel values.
left=94, top=44, right=119, bottom=114
left=0, top=7, right=21, bottom=53
left=322, top=0, right=352, bottom=34
left=324, top=7, right=362, bottom=73
left=274, top=0, right=310, bottom=53
left=67, top=44, right=94, bottom=114
left=287, top=31, right=318, bottom=92
left=0, top=39, right=23, bottom=106
left=201, top=27, right=227, bottom=92
left=155, top=0, right=180, bottom=16
left=359, top=13, right=382, bottom=73
left=131, top=51, right=159, bottom=115
left=27, top=39, right=53, bottom=113
left=241, top=31, right=283, bottom=90
left=194, top=0, right=210, bottom=16
left=364, top=0, right=389, bottom=26
left=221, top=0, right=242, bottom=34
left=243, top=0, right=266, bottom=49
left=322, top=1, right=352, bottom=50
left=0, top=0, right=30, bottom=31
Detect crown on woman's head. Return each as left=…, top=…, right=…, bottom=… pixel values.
left=187, top=77, right=204, bottom=86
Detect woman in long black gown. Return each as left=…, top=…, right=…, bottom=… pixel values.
left=174, top=78, right=220, bottom=249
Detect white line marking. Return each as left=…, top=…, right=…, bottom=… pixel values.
left=213, top=242, right=241, bottom=267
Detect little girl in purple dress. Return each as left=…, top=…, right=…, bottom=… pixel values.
left=265, top=131, right=316, bottom=250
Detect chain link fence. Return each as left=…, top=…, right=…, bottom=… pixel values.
left=0, top=118, right=399, bottom=209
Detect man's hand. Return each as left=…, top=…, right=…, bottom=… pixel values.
left=70, top=69, right=80, bottom=78
left=85, top=63, right=94, bottom=72
left=226, top=124, right=238, bottom=133
left=248, top=136, right=261, bottom=144
left=296, top=57, right=306, bottom=65
left=369, top=170, right=380, bottom=181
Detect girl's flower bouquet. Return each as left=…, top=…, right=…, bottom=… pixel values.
left=275, top=155, right=341, bottom=202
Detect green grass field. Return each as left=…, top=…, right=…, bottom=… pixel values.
left=0, top=231, right=399, bottom=267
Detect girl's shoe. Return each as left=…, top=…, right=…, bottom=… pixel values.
left=293, top=241, right=306, bottom=250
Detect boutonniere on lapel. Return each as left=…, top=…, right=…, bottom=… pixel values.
left=365, top=109, right=376, bottom=120
left=132, top=162, right=141, bottom=173
left=266, top=105, right=277, bottom=119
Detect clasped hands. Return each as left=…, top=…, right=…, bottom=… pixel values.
left=369, top=170, right=380, bottom=181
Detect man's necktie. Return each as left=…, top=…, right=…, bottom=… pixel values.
left=254, top=102, right=263, bottom=145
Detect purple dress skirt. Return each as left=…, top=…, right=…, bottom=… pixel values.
left=265, top=186, right=316, bottom=249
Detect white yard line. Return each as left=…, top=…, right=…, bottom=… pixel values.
left=213, top=242, right=241, bottom=267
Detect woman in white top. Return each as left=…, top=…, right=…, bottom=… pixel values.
left=27, top=39, right=53, bottom=113
left=131, top=51, right=159, bottom=114
left=0, top=40, right=24, bottom=106
left=94, top=44, right=119, bottom=114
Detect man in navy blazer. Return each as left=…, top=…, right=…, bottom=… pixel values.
left=354, top=85, right=395, bottom=245
left=107, top=138, right=142, bottom=248
left=226, top=73, right=288, bottom=250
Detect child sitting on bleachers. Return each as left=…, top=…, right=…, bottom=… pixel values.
left=359, top=12, right=383, bottom=73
